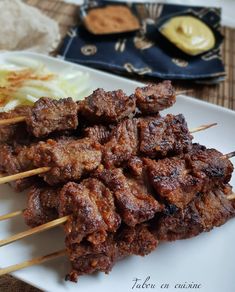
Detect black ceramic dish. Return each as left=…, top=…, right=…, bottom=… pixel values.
left=80, top=0, right=141, bottom=37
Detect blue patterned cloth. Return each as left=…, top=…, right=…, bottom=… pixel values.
left=58, top=1, right=225, bottom=82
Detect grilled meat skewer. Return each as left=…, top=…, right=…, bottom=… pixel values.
left=0, top=113, right=193, bottom=189
left=0, top=81, right=176, bottom=141
left=22, top=180, right=235, bottom=282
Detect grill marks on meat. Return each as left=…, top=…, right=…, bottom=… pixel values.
left=127, top=156, right=144, bottom=178
left=0, top=113, right=193, bottom=189
left=22, top=157, right=235, bottom=281
left=77, top=88, right=136, bottom=123
left=139, top=114, right=192, bottom=158
left=23, top=185, right=59, bottom=227
left=144, top=157, right=200, bottom=209
left=94, top=167, right=162, bottom=226
left=27, top=138, right=102, bottom=185
left=103, top=114, right=192, bottom=167
left=189, top=144, right=233, bottom=184
left=0, top=82, right=177, bottom=141
left=135, top=81, right=176, bottom=114
left=22, top=178, right=158, bottom=282
left=66, top=224, right=157, bottom=282
left=144, top=145, right=234, bottom=208
left=156, top=185, right=235, bottom=241
left=83, top=125, right=111, bottom=144
left=103, top=118, right=139, bottom=167
left=0, top=106, right=31, bottom=145
left=26, top=97, right=78, bottom=138
left=0, top=144, right=37, bottom=191
left=59, top=179, right=121, bottom=246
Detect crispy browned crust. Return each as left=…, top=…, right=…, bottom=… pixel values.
left=26, top=97, right=78, bottom=137
left=59, top=179, right=121, bottom=246
left=139, top=114, right=192, bottom=158
left=66, top=224, right=157, bottom=282
left=135, top=81, right=176, bottom=114
left=144, top=144, right=233, bottom=208
left=26, top=138, right=102, bottom=185
left=155, top=185, right=235, bottom=241
left=0, top=105, right=31, bottom=145
left=77, top=88, right=136, bottom=123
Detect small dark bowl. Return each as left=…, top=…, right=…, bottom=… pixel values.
left=155, top=10, right=224, bottom=58
left=79, top=0, right=141, bottom=37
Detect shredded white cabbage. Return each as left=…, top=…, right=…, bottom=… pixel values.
left=0, top=57, right=91, bottom=112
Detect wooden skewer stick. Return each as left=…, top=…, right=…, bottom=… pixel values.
left=222, top=151, right=235, bottom=159
left=0, top=216, right=69, bottom=247
left=0, top=167, right=51, bottom=185
left=227, top=193, right=235, bottom=200
left=0, top=123, right=217, bottom=186
left=0, top=116, right=26, bottom=126
left=0, top=249, right=67, bottom=276
left=2, top=189, right=235, bottom=245
left=189, top=123, right=217, bottom=134
left=0, top=210, right=23, bottom=221
left=176, top=89, right=193, bottom=95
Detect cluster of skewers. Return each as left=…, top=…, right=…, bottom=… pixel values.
left=0, top=80, right=234, bottom=282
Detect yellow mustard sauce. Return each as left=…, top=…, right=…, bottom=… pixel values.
left=160, top=16, right=215, bottom=55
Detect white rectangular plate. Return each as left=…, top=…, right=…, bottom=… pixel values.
left=0, top=52, right=234, bottom=292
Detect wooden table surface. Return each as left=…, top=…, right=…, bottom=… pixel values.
left=0, top=0, right=235, bottom=291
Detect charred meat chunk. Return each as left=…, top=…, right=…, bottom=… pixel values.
left=23, top=185, right=59, bottom=227
left=0, top=105, right=31, bottom=145
left=59, top=179, right=121, bottom=246
left=0, top=144, right=37, bottom=191
left=83, top=125, right=111, bottom=144
left=127, top=156, right=144, bottom=178
left=135, top=81, right=176, bottom=114
left=188, top=144, right=233, bottom=184
left=156, top=185, right=235, bottom=241
left=144, top=157, right=201, bottom=208
left=25, top=97, right=78, bottom=137
left=139, top=114, right=192, bottom=158
left=94, top=167, right=162, bottom=226
left=144, top=145, right=234, bottom=208
left=27, top=138, right=102, bottom=185
left=77, top=88, right=136, bottom=123
left=103, top=118, right=139, bottom=167
left=66, top=224, right=157, bottom=282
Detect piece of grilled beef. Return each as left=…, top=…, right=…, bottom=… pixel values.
left=155, top=184, right=235, bottom=241
left=23, top=184, right=59, bottom=227
left=66, top=223, right=157, bottom=282
left=93, top=167, right=163, bottom=226
left=27, top=137, right=102, bottom=185
left=144, top=144, right=233, bottom=208
left=25, top=97, right=78, bottom=138
left=0, top=105, right=31, bottom=146
left=135, top=81, right=176, bottom=114
left=103, top=114, right=192, bottom=167
left=77, top=88, right=136, bottom=123
left=83, top=124, right=112, bottom=144
left=139, top=114, right=192, bottom=158
left=59, top=179, right=121, bottom=246
left=0, top=144, right=38, bottom=191
left=103, top=118, right=139, bottom=167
